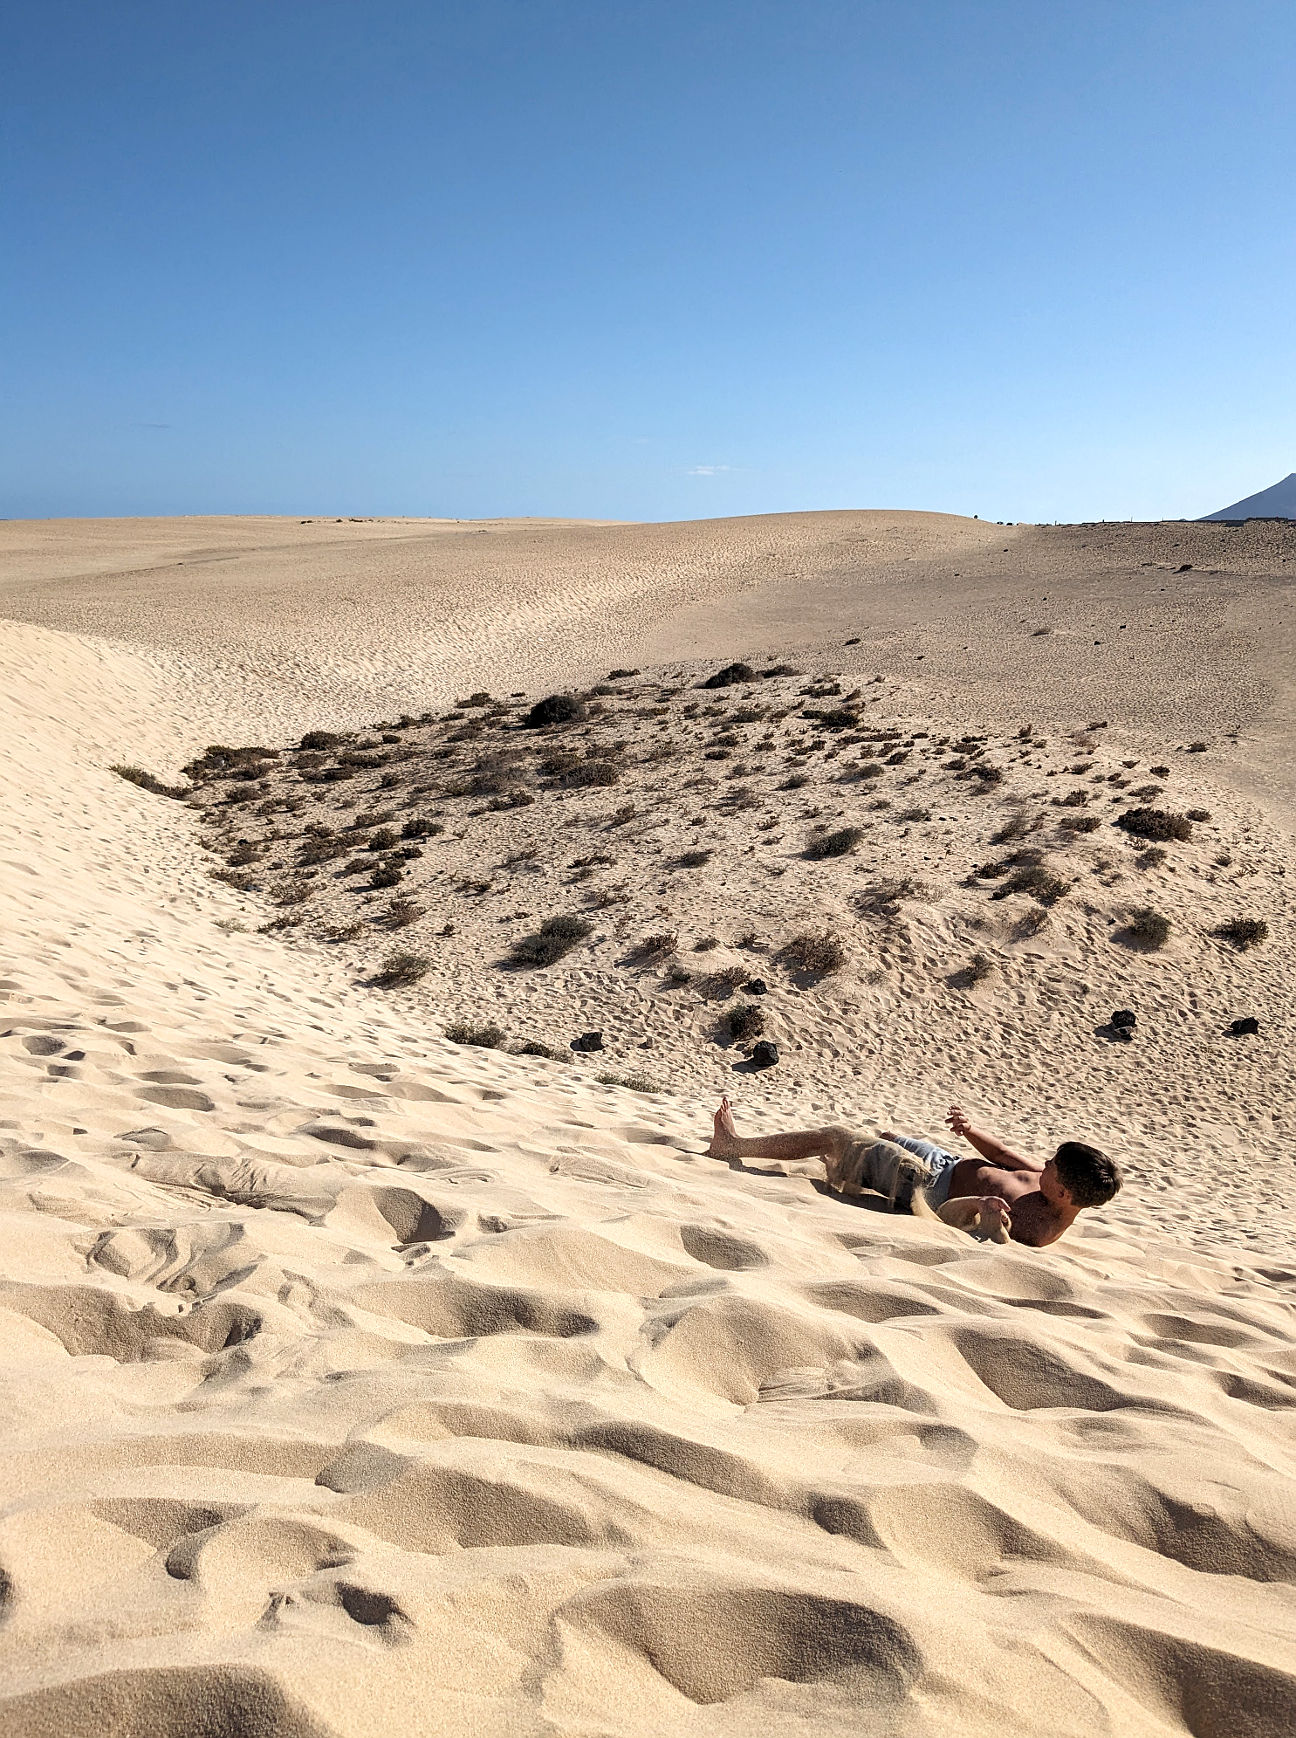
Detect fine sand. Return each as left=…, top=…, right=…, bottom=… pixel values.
left=1, top=511, right=1294, bottom=1736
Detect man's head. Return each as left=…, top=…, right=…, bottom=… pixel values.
left=1046, top=1140, right=1122, bottom=1209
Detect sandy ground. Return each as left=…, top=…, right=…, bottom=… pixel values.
left=1, top=511, right=1295, bottom=1736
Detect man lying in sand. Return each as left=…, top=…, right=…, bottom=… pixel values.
left=708, top=1098, right=1121, bottom=1247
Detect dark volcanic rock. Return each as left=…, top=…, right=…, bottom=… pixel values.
left=743, top=979, right=768, bottom=996
left=1229, top=1016, right=1260, bottom=1037
left=749, top=1041, right=780, bottom=1069
left=570, top=1031, right=605, bottom=1053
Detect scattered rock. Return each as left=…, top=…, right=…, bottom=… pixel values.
left=1110, top=1010, right=1137, bottom=1030
left=1229, top=1017, right=1260, bottom=1037
left=749, top=1040, right=780, bottom=1069
left=571, top=1031, right=605, bottom=1053
left=744, top=979, right=768, bottom=996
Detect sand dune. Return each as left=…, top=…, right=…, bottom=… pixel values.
left=2, top=513, right=1295, bottom=1735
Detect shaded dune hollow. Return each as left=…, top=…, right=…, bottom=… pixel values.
left=1, top=512, right=1295, bottom=1737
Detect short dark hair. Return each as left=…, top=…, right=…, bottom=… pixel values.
left=1054, top=1140, right=1122, bottom=1207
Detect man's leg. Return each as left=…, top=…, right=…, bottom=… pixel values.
left=708, top=1096, right=854, bottom=1173
left=709, top=1098, right=931, bottom=1206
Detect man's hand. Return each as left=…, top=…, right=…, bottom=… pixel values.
left=977, top=1195, right=1011, bottom=1230
left=946, top=1104, right=974, bottom=1138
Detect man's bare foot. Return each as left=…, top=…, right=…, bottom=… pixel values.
left=708, top=1095, right=740, bottom=1160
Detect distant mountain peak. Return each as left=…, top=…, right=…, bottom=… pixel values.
left=1200, top=473, right=1296, bottom=522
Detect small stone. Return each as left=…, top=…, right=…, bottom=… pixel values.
left=1110, top=1010, right=1137, bottom=1030
left=571, top=1031, right=605, bottom=1053
left=744, top=979, right=768, bottom=996
left=1230, top=1017, right=1260, bottom=1037
left=750, top=1040, right=780, bottom=1069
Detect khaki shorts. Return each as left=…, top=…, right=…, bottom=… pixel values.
left=836, top=1137, right=956, bottom=1211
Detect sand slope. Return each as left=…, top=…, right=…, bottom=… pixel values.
left=2, top=515, right=1296, bottom=1735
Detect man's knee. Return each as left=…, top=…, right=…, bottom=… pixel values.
left=820, top=1125, right=856, bottom=1160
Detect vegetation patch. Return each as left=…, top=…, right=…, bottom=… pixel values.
left=1121, top=907, right=1171, bottom=950
left=508, top=914, right=594, bottom=967
left=1213, top=917, right=1269, bottom=951
left=804, top=826, right=865, bottom=860
left=445, top=1020, right=507, bottom=1048
left=779, top=930, right=846, bottom=975
left=1115, top=807, right=1193, bottom=842
left=373, top=951, right=429, bottom=987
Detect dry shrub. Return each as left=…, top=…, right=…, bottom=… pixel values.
left=629, top=932, right=678, bottom=962
left=1213, top=917, right=1268, bottom=951
left=374, top=951, right=429, bottom=987
left=674, top=848, right=712, bottom=869
left=384, top=897, right=425, bottom=928
left=725, top=1003, right=766, bottom=1042
left=524, top=694, right=586, bottom=728
left=323, top=920, right=366, bottom=942
left=780, top=931, right=846, bottom=974
left=993, top=863, right=1069, bottom=906
left=699, top=964, right=749, bottom=998
left=1115, top=807, right=1193, bottom=842
left=111, top=764, right=190, bottom=800
left=269, top=878, right=313, bottom=907
left=509, top=914, right=593, bottom=967
left=954, top=951, right=995, bottom=986
left=1122, top=907, right=1171, bottom=949
left=804, top=826, right=865, bottom=860
left=1057, top=814, right=1101, bottom=834
left=445, top=1020, right=507, bottom=1048
left=855, top=877, right=925, bottom=916
left=514, top=1039, right=570, bottom=1062
left=992, top=809, right=1042, bottom=844
left=595, top=1072, right=661, bottom=1093
left=702, top=662, right=755, bottom=688
left=1014, top=905, right=1050, bottom=938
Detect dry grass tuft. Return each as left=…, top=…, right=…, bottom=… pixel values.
left=1213, top=917, right=1269, bottom=951
left=779, top=930, right=846, bottom=975
left=508, top=914, right=594, bottom=967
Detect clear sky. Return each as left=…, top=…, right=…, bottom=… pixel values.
left=3, top=1, right=1294, bottom=524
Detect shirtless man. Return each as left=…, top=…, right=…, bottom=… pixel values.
left=707, top=1097, right=1121, bottom=1248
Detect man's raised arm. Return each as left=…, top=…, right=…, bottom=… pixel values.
left=946, top=1104, right=1038, bottom=1172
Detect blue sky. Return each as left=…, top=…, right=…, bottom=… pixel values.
left=3, top=1, right=1293, bottom=523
